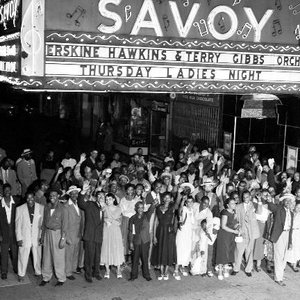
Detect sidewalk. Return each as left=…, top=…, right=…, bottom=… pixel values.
left=1, top=263, right=300, bottom=300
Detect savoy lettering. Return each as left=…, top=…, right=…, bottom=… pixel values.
left=97, top=0, right=273, bottom=42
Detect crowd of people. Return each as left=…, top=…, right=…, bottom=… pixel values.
left=0, top=141, right=299, bottom=288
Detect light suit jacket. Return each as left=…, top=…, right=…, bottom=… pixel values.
left=65, top=200, right=82, bottom=244
left=235, top=202, right=260, bottom=241
left=15, top=203, right=44, bottom=247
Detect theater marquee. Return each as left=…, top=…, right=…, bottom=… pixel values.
left=4, top=0, right=300, bottom=93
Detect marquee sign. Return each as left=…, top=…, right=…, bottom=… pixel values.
left=5, top=0, right=300, bottom=93
left=0, top=0, right=21, bottom=80
left=0, top=0, right=21, bottom=35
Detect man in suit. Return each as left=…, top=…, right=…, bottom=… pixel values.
left=267, top=194, right=294, bottom=286
left=232, top=190, right=260, bottom=277
left=64, top=186, right=82, bottom=280
left=128, top=200, right=158, bottom=281
left=16, top=149, right=37, bottom=197
left=15, top=191, right=44, bottom=281
left=0, top=183, right=19, bottom=279
left=0, top=157, right=20, bottom=196
left=40, top=188, right=68, bottom=287
left=78, top=181, right=104, bottom=283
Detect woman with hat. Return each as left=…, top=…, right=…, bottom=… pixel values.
left=101, top=193, right=124, bottom=279
left=120, top=184, right=139, bottom=263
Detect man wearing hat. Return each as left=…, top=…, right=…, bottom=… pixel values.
left=40, top=188, right=68, bottom=287
left=78, top=181, right=104, bottom=283
left=266, top=194, right=295, bottom=286
left=131, top=167, right=151, bottom=192
left=17, top=149, right=37, bottom=197
left=64, top=186, right=82, bottom=280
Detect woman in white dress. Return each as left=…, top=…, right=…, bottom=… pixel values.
left=174, top=196, right=195, bottom=280
left=287, top=201, right=300, bottom=271
left=101, top=193, right=124, bottom=278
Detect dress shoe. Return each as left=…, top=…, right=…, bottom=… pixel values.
left=1, top=273, right=7, bottom=280
left=39, top=280, right=49, bottom=286
left=231, top=271, right=238, bottom=276
left=18, top=276, right=25, bottom=282
left=55, top=281, right=64, bottom=287
left=245, top=272, right=252, bottom=277
left=145, top=277, right=152, bottom=281
left=95, top=274, right=102, bottom=281
left=275, top=281, right=286, bottom=287
left=67, top=275, right=76, bottom=280
left=85, top=276, right=93, bottom=283
left=75, top=267, right=82, bottom=274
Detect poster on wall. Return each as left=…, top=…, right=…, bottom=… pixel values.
left=286, top=146, right=298, bottom=171
left=223, top=132, right=232, bottom=157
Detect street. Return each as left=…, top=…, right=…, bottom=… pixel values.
left=1, top=263, right=300, bottom=300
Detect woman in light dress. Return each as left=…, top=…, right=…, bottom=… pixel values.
left=174, top=196, right=195, bottom=280
left=101, top=193, right=124, bottom=278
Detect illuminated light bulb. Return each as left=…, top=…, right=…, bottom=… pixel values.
left=66, top=38, right=69, bottom=41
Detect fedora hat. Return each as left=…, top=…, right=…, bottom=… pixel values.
left=279, top=193, right=295, bottom=203
left=119, top=175, right=130, bottom=184
left=21, top=149, right=32, bottom=156
left=66, top=185, right=81, bottom=195
left=201, top=178, right=216, bottom=186
left=181, top=182, right=195, bottom=193
left=161, top=172, right=172, bottom=180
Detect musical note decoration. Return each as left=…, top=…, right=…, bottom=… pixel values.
left=237, top=23, right=252, bottom=39
left=289, top=3, right=300, bottom=15
left=272, top=19, right=282, bottom=36
left=66, top=6, right=86, bottom=27
left=125, top=5, right=132, bottom=22
left=182, top=0, right=189, bottom=7
left=232, top=0, right=242, bottom=6
left=295, top=24, right=300, bottom=40
left=193, top=19, right=209, bottom=37
left=162, top=14, right=170, bottom=31
left=275, top=0, right=282, bottom=10
left=218, top=14, right=226, bottom=33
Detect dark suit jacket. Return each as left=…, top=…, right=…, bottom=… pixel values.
left=128, top=204, right=155, bottom=245
left=77, top=193, right=104, bottom=243
left=267, top=202, right=293, bottom=246
left=0, top=196, right=19, bottom=243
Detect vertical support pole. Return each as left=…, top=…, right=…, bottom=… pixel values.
left=232, top=116, right=237, bottom=170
